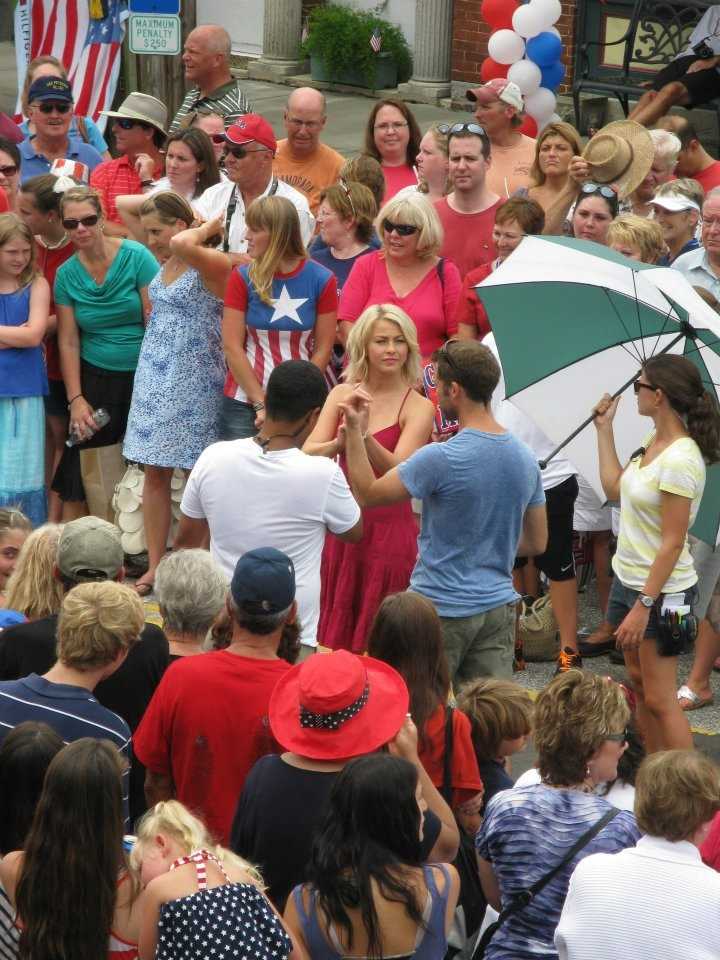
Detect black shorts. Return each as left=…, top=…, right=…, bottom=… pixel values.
left=43, top=377, right=68, bottom=419
left=651, top=54, right=720, bottom=107
left=519, top=475, right=579, bottom=582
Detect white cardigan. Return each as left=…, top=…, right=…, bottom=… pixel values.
left=555, top=834, right=720, bottom=959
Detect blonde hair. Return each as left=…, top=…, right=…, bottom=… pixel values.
left=132, top=800, right=263, bottom=885
left=58, top=185, right=103, bottom=220
left=344, top=304, right=421, bottom=386
left=0, top=508, right=32, bottom=541
left=0, top=214, right=37, bottom=288
left=655, top=177, right=704, bottom=209
left=3, top=524, right=64, bottom=620
left=534, top=671, right=629, bottom=787
left=635, top=750, right=720, bottom=841
left=607, top=213, right=665, bottom=263
left=417, top=125, right=450, bottom=196
left=456, top=677, right=534, bottom=761
left=57, top=581, right=144, bottom=671
left=529, top=121, right=583, bottom=187
left=245, top=195, right=307, bottom=305
left=21, top=55, right=67, bottom=116
left=376, top=195, right=443, bottom=260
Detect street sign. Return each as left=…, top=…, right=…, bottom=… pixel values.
left=129, top=0, right=180, bottom=14
left=129, top=14, right=181, bottom=55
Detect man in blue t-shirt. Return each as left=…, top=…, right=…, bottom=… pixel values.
left=342, top=339, right=547, bottom=682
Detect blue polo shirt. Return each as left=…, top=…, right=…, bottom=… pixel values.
left=18, top=135, right=103, bottom=182
left=658, top=236, right=700, bottom=266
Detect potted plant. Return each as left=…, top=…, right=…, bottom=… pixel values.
left=301, top=4, right=412, bottom=91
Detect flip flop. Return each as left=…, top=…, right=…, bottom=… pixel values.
left=134, top=580, right=154, bottom=597
left=677, top=684, right=714, bottom=711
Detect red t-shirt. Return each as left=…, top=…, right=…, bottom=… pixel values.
left=694, top=161, right=720, bottom=194
left=133, top=651, right=291, bottom=844
left=454, top=261, right=494, bottom=338
left=419, top=704, right=483, bottom=808
left=90, top=154, right=164, bottom=224
left=37, top=239, right=74, bottom=381
left=701, top=811, right=720, bottom=870
left=0, top=187, right=8, bottom=213
left=434, top=197, right=502, bottom=280
left=382, top=163, right=417, bottom=201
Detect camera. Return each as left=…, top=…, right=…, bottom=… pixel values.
left=693, top=39, right=715, bottom=59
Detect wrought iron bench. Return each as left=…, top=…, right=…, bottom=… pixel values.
left=572, top=0, right=720, bottom=126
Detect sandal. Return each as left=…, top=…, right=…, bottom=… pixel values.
left=677, top=684, right=714, bottom=711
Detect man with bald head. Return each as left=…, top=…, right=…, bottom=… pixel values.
left=170, top=24, right=251, bottom=133
left=273, top=87, right=344, bottom=213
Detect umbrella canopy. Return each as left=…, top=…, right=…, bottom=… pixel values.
left=476, top=235, right=720, bottom=545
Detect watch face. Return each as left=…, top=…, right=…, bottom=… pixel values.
left=640, top=595, right=654, bottom=607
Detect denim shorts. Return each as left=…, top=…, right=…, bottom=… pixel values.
left=219, top=395, right=257, bottom=440
left=607, top=578, right=698, bottom=640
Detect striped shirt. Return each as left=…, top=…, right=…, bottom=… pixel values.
left=0, top=674, right=132, bottom=828
left=169, top=80, right=251, bottom=134
left=0, top=882, right=18, bottom=960
left=90, top=154, right=164, bottom=224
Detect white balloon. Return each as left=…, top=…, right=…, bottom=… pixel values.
left=488, top=29, right=526, bottom=65
left=548, top=25, right=561, bottom=38
left=507, top=59, right=543, bottom=95
left=539, top=111, right=562, bottom=130
left=532, top=0, right=562, bottom=30
left=511, top=4, right=546, bottom=39
left=525, top=86, right=557, bottom=121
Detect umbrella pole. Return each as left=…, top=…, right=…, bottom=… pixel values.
left=538, top=329, right=689, bottom=470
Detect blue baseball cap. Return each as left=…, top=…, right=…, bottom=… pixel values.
left=28, top=76, right=74, bottom=104
left=230, top=547, right=295, bottom=614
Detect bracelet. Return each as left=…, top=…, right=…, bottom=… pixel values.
left=67, top=393, right=82, bottom=408
left=252, top=401, right=265, bottom=412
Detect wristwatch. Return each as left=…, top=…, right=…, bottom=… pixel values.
left=638, top=594, right=656, bottom=609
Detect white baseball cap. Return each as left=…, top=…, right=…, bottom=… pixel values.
left=650, top=194, right=701, bottom=213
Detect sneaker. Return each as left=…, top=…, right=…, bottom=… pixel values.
left=554, top=646, right=583, bottom=674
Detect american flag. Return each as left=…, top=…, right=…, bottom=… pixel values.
left=370, top=25, right=383, bottom=53
left=23, top=0, right=128, bottom=129
left=301, top=18, right=309, bottom=44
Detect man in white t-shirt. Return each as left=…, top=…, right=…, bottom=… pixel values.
left=194, top=113, right=315, bottom=253
left=175, top=360, right=362, bottom=651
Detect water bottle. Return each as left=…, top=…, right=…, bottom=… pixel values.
left=66, top=407, right=110, bottom=447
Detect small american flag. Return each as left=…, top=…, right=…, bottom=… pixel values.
left=370, top=26, right=383, bottom=53
left=301, top=18, right=309, bottom=43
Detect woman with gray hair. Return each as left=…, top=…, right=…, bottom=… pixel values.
left=154, top=549, right=227, bottom=660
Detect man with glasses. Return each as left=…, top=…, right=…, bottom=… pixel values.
left=18, top=77, right=102, bottom=183
left=674, top=187, right=720, bottom=297
left=434, top=123, right=501, bottom=280
left=467, top=78, right=536, bottom=198
left=341, top=339, right=547, bottom=684
left=273, top=88, right=344, bottom=214
left=194, top=114, right=314, bottom=255
left=169, top=24, right=251, bottom=134
left=91, top=93, right=168, bottom=236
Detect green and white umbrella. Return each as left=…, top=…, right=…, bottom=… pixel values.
left=476, top=236, right=720, bottom=545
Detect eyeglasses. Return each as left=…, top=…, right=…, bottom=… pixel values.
left=633, top=379, right=657, bottom=394
left=339, top=178, right=357, bottom=220
left=0, top=164, right=18, bottom=177
left=604, top=728, right=630, bottom=743
left=37, top=101, right=71, bottom=114
left=581, top=182, right=618, bottom=200
left=382, top=218, right=418, bottom=236
left=374, top=121, right=408, bottom=132
left=223, top=145, right=267, bottom=159
left=286, top=117, right=323, bottom=129
left=437, top=121, right=488, bottom=140
left=114, top=118, right=152, bottom=130
left=62, top=214, right=100, bottom=230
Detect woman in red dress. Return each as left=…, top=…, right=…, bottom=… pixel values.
left=305, top=303, right=434, bottom=652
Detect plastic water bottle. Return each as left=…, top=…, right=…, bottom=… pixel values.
left=66, top=407, right=110, bottom=447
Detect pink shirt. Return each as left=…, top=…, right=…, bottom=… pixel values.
left=382, top=163, right=418, bottom=201
left=337, top=250, right=461, bottom=359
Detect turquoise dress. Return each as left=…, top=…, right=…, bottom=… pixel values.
left=123, top=268, right=226, bottom=469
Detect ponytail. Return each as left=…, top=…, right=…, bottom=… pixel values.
left=687, top=389, right=720, bottom=464
left=644, top=355, right=720, bottom=464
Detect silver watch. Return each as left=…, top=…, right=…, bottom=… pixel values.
left=638, top=594, right=655, bottom=609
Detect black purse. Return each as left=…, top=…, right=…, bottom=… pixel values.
left=470, top=806, right=620, bottom=959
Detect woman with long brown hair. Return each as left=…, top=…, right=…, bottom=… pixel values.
left=521, top=121, right=583, bottom=235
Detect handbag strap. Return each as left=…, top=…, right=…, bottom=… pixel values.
left=471, top=806, right=620, bottom=960
left=441, top=705, right=454, bottom=805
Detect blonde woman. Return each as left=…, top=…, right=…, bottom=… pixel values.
left=221, top=195, right=337, bottom=439
left=2, top=524, right=64, bottom=621
left=395, top=125, right=450, bottom=203
left=338, top=195, right=461, bottom=361
left=521, top=121, right=584, bottom=236
left=305, top=304, right=434, bottom=651
left=607, top=214, right=665, bottom=263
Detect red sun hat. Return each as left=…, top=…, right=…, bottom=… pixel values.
left=225, top=113, right=277, bottom=153
left=269, top=650, right=409, bottom=761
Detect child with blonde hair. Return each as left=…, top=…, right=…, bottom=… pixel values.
left=132, top=800, right=297, bottom=960
left=456, top=678, right=533, bottom=806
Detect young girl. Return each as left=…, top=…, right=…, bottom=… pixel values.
left=0, top=214, right=50, bottom=527
left=132, top=800, right=297, bottom=960
left=0, top=508, right=31, bottom=602
left=221, top=195, right=337, bottom=439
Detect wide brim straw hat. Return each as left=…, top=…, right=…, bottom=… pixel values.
left=269, top=650, right=409, bottom=761
left=581, top=120, right=654, bottom=200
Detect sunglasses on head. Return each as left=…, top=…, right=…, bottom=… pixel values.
left=581, top=182, right=618, bottom=201
left=633, top=379, right=657, bottom=394
left=382, top=218, right=418, bottom=236
left=436, top=338, right=463, bottom=382
left=338, top=178, right=357, bottom=220
left=114, top=118, right=152, bottom=130
left=37, top=101, right=71, bottom=114
left=0, top=164, right=18, bottom=177
left=209, top=133, right=228, bottom=145
left=62, top=214, right=100, bottom=230
left=437, top=121, right=488, bottom=139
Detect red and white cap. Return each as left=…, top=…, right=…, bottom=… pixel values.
left=50, top=158, right=90, bottom=184
left=225, top=113, right=277, bottom=153
left=467, top=79, right=524, bottom=112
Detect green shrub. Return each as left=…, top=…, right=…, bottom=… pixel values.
left=301, top=3, right=412, bottom=88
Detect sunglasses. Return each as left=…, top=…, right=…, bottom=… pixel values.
left=114, top=118, right=152, bottom=130
left=339, top=178, right=357, bottom=220
left=62, top=214, right=100, bottom=230
left=436, top=338, right=463, bottom=382
left=633, top=379, right=657, bottom=394
left=0, top=164, right=18, bottom=177
left=382, top=218, right=418, bottom=236
left=37, top=101, right=71, bottom=114
left=223, top=145, right=267, bottom=159
left=437, top=121, right=488, bottom=139
left=209, top=133, right=228, bottom=145
left=581, top=182, right=618, bottom=201
left=604, top=727, right=630, bottom=743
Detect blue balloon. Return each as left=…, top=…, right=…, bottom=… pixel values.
left=540, top=59, right=566, bottom=90
left=526, top=31, right=562, bottom=67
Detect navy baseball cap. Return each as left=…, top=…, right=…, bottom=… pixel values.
left=29, top=76, right=73, bottom=104
left=230, top=547, right=295, bottom=614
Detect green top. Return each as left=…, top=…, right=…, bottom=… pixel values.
left=54, top=239, right=159, bottom=371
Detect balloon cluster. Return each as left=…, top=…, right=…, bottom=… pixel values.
left=480, top=0, right=564, bottom=137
